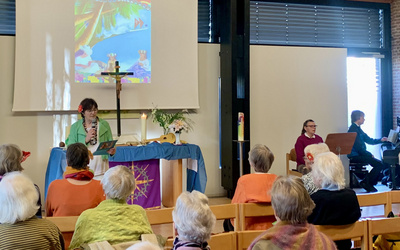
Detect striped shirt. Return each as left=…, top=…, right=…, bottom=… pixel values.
left=0, top=216, right=64, bottom=250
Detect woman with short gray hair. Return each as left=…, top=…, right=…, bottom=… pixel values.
left=69, top=166, right=153, bottom=249
left=172, top=190, right=216, bottom=249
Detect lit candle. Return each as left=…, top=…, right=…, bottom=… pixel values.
left=141, top=113, right=147, bottom=141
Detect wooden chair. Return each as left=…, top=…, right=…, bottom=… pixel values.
left=286, top=148, right=302, bottom=177
left=164, top=204, right=240, bottom=249
left=45, top=216, right=79, bottom=249
left=237, top=230, right=265, bottom=250
left=45, top=216, right=79, bottom=232
left=388, top=190, right=400, bottom=215
left=210, top=203, right=240, bottom=231
left=238, top=203, right=275, bottom=231
left=315, top=220, right=368, bottom=250
left=146, top=207, right=175, bottom=243
left=357, top=192, right=391, bottom=218
left=368, top=217, right=400, bottom=248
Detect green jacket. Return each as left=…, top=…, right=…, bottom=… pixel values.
left=66, top=118, right=113, bottom=160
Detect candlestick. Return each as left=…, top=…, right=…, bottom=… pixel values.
left=238, top=112, right=244, bottom=141
left=141, top=113, right=147, bottom=141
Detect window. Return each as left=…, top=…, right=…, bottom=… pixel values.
left=250, top=1, right=385, bottom=49
left=198, top=0, right=212, bottom=43
left=0, top=0, right=15, bottom=35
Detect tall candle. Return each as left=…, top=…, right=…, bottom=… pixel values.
left=238, top=112, right=244, bottom=141
left=141, top=113, right=147, bottom=141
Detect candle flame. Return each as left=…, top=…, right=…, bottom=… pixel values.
left=141, top=113, right=147, bottom=119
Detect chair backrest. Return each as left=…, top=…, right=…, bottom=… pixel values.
left=209, top=231, right=237, bottom=249
left=389, top=190, right=400, bottom=205
left=210, top=203, right=240, bottom=230
left=145, top=207, right=174, bottom=225
left=286, top=148, right=302, bottom=177
left=357, top=192, right=391, bottom=218
left=315, top=220, right=368, bottom=250
left=45, top=216, right=79, bottom=232
left=237, top=230, right=265, bottom=250
left=238, top=203, right=275, bottom=231
left=368, top=217, right=400, bottom=248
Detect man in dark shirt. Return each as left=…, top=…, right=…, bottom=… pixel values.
left=347, top=110, right=387, bottom=192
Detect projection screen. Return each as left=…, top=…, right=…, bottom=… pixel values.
left=13, top=0, right=199, bottom=111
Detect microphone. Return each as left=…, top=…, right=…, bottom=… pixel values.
left=90, top=118, right=98, bottom=145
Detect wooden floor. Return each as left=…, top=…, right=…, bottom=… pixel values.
left=152, top=183, right=398, bottom=239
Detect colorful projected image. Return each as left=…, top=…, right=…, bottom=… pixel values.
left=75, top=0, right=151, bottom=83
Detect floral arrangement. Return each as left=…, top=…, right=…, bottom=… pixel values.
left=169, top=120, right=190, bottom=133
left=151, top=108, right=193, bottom=135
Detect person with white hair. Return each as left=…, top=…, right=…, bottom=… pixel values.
left=301, top=143, right=330, bottom=195
left=172, top=190, right=216, bottom=250
left=69, top=166, right=153, bottom=249
left=0, top=172, right=64, bottom=249
left=248, top=176, right=336, bottom=250
left=308, top=152, right=361, bottom=250
left=0, top=143, right=42, bottom=217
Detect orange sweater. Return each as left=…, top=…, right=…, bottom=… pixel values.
left=231, top=173, right=277, bottom=230
left=46, top=179, right=105, bottom=217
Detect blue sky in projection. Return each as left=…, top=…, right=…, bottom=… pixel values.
left=75, top=2, right=151, bottom=83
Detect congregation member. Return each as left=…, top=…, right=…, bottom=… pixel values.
left=248, top=175, right=336, bottom=250
left=295, top=119, right=323, bottom=174
left=0, top=143, right=42, bottom=217
left=172, top=190, right=216, bottom=250
left=69, top=166, right=153, bottom=249
left=66, top=98, right=115, bottom=180
left=0, top=172, right=64, bottom=249
left=348, top=110, right=387, bottom=193
left=301, top=143, right=330, bottom=195
left=46, top=142, right=105, bottom=248
left=308, top=152, right=361, bottom=250
left=228, top=144, right=277, bottom=230
left=46, top=142, right=105, bottom=216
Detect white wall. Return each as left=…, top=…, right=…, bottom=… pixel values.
left=1, top=37, right=350, bottom=201
left=0, top=37, right=225, bottom=200
left=250, top=45, right=349, bottom=176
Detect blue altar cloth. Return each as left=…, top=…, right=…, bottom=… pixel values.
left=44, top=143, right=207, bottom=199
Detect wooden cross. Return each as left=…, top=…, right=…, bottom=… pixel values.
left=101, top=61, right=133, bottom=137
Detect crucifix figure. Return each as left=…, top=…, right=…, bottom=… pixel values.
left=101, top=61, right=133, bottom=137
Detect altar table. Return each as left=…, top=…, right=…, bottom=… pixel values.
left=45, top=143, right=207, bottom=208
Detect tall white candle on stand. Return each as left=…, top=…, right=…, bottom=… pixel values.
left=141, top=113, right=147, bottom=141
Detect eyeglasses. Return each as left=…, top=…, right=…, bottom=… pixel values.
left=86, top=109, right=98, bottom=113
left=306, top=125, right=317, bottom=128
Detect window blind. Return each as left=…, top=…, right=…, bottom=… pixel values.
left=198, top=0, right=211, bottom=43
left=250, top=1, right=384, bottom=48
left=0, top=0, right=15, bottom=35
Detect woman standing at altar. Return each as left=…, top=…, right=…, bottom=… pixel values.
left=66, top=98, right=115, bottom=180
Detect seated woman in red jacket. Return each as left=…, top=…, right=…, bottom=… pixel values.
left=46, top=142, right=105, bottom=248
left=228, top=144, right=277, bottom=230
left=294, top=119, right=323, bottom=174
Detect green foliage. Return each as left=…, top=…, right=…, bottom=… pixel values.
left=151, top=109, right=194, bottom=134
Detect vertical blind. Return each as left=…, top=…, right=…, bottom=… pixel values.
left=250, top=1, right=384, bottom=48
left=0, top=0, right=15, bottom=35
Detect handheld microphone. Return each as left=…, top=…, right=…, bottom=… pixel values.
left=90, top=118, right=98, bottom=145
